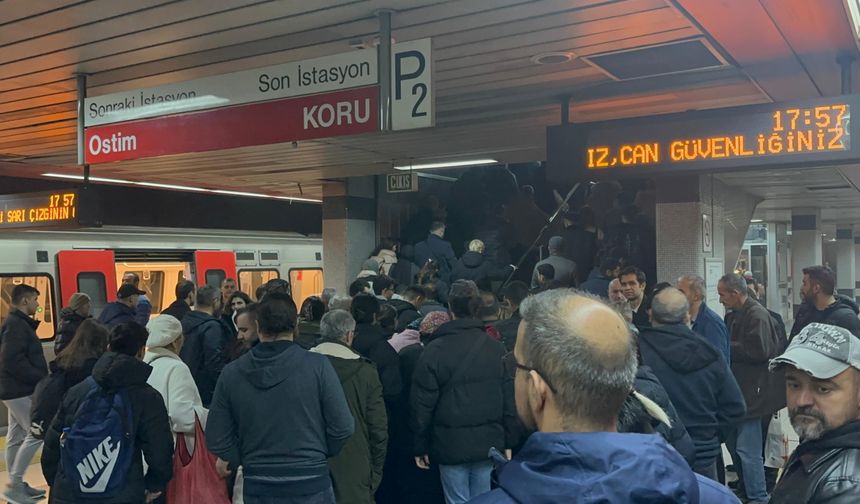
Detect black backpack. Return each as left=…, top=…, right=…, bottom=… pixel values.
left=30, top=368, right=67, bottom=440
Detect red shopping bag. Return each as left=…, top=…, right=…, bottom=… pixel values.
left=165, top=416, right=231, bottom=504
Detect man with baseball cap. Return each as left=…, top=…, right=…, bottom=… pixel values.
left=768, top=323, right=860, bottom=503
left=98, top=283, right=146, bottom=328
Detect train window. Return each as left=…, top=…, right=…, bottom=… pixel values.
left=205, top=269, right=226, bottom=289
left=0, top=274, right=56, bottom=340
left=289, top=269, right=323, bottom=309
left=238, top=269, right=279, bottom=301
left=77, top=272, right=108, bottom=318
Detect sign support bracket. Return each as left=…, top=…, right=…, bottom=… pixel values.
left=75, top=73, right=90, bottom=187
left=560, top=96, right=571, bottom=125
left=377, top=9, right=394, bottom=131
left=839, top=53, right=854, bottom=94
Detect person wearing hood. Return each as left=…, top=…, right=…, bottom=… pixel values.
left=1, top=284, right=49, bottom=504
left=468, top=289, right=739, bottom=504
left=351, top=293, right=403, bottom=402
left=99, top=283, right=146, bottom=328
left=357, top=258, right=381, bottom=283
left=54, top=292, right=92, bottom=354
left=638, top=287, right=746, bottom=479
left=529, top=236, right=576, bottom=289
left=41, top=322, right=174, bottom=504
left=162, top=280, right=195, bottom=322
left=768, top=323, right=860, bottom=503
left=311, top=310, right=388, bottom=504
left=411, top=280, right=507, bottom=504
left=180, top=285, right=233, bottom=408
left=790, top=265, right=860, bottom=339
left=451, top=240, right=512, bottom=291
left=144, top=315, right=207, bottom=446
left=206, top=293, right=354, bottom=504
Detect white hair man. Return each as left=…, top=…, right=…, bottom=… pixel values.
left=468, top=289, right=738, bottom=503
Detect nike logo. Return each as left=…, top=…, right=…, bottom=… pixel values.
left=76, top=436, right=121, bottom=493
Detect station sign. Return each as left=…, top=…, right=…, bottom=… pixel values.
left=85, top=50, right=378, bottom=127
left=386, top=172, right=418, bottom=193
left=85, top=86, right=378, bottom=163
left=392, top=38, right=434, bottom=130
left=547, top=95, right=859, bottom=177
left=0, top=190, right=80, bottom=229
left=83, top=39, right=433, bottom=164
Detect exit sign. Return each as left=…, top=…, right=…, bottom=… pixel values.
left=387, top=173, right=418, bottom=193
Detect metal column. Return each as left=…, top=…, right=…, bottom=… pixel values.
left=377, top=9, right=393, bottom=131
left=838, top=53, right=854, bottom=94
left=76, top=73, right=90, bottom=185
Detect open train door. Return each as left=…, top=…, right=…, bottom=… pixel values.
left=57, top=250, right=117, bottom=317
left=194, top=251, right=237, bottom=288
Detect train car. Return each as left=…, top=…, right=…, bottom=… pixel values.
left=0, top=225, right=323, bottom=427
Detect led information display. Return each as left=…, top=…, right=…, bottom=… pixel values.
left=0, top=191, right=80, bottom=229
left=547, top=95, right=859, bottom=177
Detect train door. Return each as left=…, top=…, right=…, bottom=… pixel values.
left=194, top=251, right=237, bottom=288
left=57, top=250, right=117, bottom=317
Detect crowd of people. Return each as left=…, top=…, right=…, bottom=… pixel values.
left=0, top=221, right=859, bottom=503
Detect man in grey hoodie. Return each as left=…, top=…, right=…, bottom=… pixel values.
left=207, top=293, right=354, bottom=504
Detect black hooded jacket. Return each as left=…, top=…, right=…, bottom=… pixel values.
left=410, top=318, right=507, bottom=465
left=638, top=323, right=746, bottom=468
left=42, top=352, right=174, bottom=504
left=450, top=251, right=511, bottom=290
left=790, top=295, right=860, bottom=339
left=54, top=309, right=88, bottom=354
left=771, top=420, right=860, bottom=503
left=633, top=366, right=696, bottom=467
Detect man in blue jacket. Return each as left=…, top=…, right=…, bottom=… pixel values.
left=678, top=274, right=731, bottom=363
left=180, top=285, right=233, bottom=407
left=207, top=293, right=354, bottom=504
left=414, top=221, right=457, bottom=283
left=468, top=289, right=739, bottom=504
left=638, top=287, right=747, bottom=480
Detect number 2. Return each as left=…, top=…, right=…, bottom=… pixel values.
left=411, top=83, right=428, bottom=118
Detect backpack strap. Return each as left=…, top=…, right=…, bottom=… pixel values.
left=441, top=334, right=487, bottom=396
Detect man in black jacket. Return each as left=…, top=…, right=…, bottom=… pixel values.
left=180, top=284, right=233, bottom=407
left=411, top=280, right=507, bottom=504
left=161, top=280, right=195, bottom=321
left=208, top=293, right=354, bottom=503
left=638, top=287, right=746, bottom=480
left=392, top=285, right=425, bottom=332
left=769, top=323, right=860, bottom=503
left=98, top=284, right=145, bottom=328
left=42, top=322, right=173, bottom=504
left=790, top=265, right=860, bottom=339
left=1, top=284, right=49, bottom=504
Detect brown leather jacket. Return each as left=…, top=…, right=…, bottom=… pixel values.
left=726, top=298, right=785, bottom=418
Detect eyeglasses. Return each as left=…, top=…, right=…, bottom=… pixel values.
left=511, top=357, right=557, bottom=394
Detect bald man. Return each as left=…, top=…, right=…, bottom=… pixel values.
left=468, top=290, right=738, bottom=503
left=637, top=287, right=746, bottom=482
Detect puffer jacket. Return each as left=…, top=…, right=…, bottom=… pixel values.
left=41, top=352, right=174, bottom=504
left=98, top=301, right=137, bottom=328
left=770, top=420, right=860, bottom=503
left=352, top=323, right=402, bottom=401
left=450, top=251, right=511, bottom=290
left=0, top=309, right=48, bottom=400
left=410, top=318, right=506, bottom=465
left=790, top=295, right=860, bottom=339
left=54, top=309, right=88, bottom=354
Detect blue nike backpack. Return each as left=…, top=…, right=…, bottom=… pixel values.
left=60, top=376, right=135, bottom=499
